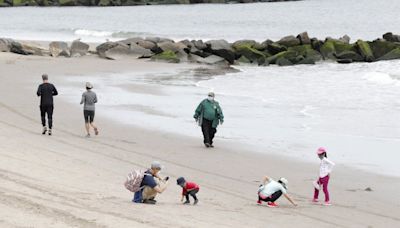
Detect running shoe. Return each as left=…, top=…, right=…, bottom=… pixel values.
left=183, top=200, right=190, bottom=204
left=42, top=127, right=47, bottom=135
left=48, top=129, right=52, bottom=136
left=312, top=199, right=319, bottom=203
left=257, top=200, right=262, bottom=205
left=323, top=201, right=332, bottom=206
left=94, top=128, right=99, bottom=135
left=142, top=199, right=156, bottom=204
left=194, top=199, right=199, bottom=205
left=204, top=143, right=211, bottom=148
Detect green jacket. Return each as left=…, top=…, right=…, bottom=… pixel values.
left=194, top=99, right=224, bottom=128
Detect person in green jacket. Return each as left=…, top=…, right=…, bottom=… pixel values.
left=193, top=92, right=224, bottom=148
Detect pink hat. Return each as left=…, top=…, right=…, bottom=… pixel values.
left=317, top=147, right=327, bottom=155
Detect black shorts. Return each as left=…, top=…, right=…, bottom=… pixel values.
left=84, top=110, right=95, bottom=123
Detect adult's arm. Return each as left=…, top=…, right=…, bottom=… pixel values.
left=193, top=101, right=203, bottom=119
left=80, top=94, right=85, bottom=105
left=217, top=103, right=224, bottom=123
left=153, top=183, right=168, bottom=194
left=52, top=85, right=58, bottom=96
left=36, top=85, right=41, bottom=97
left=284, top=194, right=297, bottom=206
left=94, top=93, right=98, bottom=103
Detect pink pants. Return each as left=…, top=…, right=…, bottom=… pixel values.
left=314, top=175, right=330, bottom=202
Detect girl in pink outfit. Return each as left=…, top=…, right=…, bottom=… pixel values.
left=313, top=147, right=335, bottom=206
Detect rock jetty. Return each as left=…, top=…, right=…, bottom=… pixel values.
left=0, top=0, right=300, bottom=7
left=1, top=32, right=400, bottom=67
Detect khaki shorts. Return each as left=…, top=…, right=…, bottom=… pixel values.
left=142, top=178, right=166, bottom=200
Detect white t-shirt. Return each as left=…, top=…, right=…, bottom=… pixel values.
left=319, top=157, right=335, bottom=178
left=258, top=179, right=287, bottom=197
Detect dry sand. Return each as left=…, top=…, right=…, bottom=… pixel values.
left=0, top=52, right=399, bottom=228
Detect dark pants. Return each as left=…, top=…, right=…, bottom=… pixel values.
left=40, top=105, right=54, bottom=129
left=84, top=110, right=95, bottom=123
left=184, top=189, right=199, bottom=201
left=201, top=118, right=217, bottom=145
left=259, top=190, right=282, bottom=203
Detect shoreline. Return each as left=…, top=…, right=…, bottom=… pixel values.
left=45, top=50, right=400, bottom=178
left=1, top=52, right=400, bottom=227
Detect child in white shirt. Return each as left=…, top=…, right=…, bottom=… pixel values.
left=313, top=147, right=335, bottom=206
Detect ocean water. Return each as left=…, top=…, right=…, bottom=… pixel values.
left=1, top=0, right=400, bottom=176
left=1, top=0, right=400, bottom=42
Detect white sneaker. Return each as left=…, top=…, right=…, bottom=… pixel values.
left=42, top=127, right=47, bottom=135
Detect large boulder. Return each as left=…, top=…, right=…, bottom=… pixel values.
left=369, top=40, right=400, bottom=59
left=310, top=38, right=323, bottom=51
left=20, top=42, right=49, bottom=56
left=320, top=40, right=355, bottom=60
left=356, top=40, right=374, bottom=62
left=277, top=35, right=301, bottom=47
left=339, top=35, right=351, bottom=44
left=266, top=42, right=287, bottom=55
left=0, top=38, right=12, bottom=52
left=297, top=32, right=311, bottom=45
left=205, top=39, right=235, bottom=64
left=70, top=40, right=89, bottom=57
left=130, top=43, right=153, bottom=58
left=382, top=32, right=400, bottom=42
left=10, top=41, right=34, bottom=55
left=145, top=37, right=174, bottom=44
left=276, top=57, right=294, bottom=66
left=99, top=42, right=153, bottom=60
left=334, top=51, right=363, bottom=62
left=192, top=40, right=207, bottom=50
left=192, top=54, right=228, bottom=65
left=232, top=40, right=258, bottom=50
left=59, top=0, right=76, bottom=6
left=158, top=41, right=186, bottom=53
left=101, top=43, right=131, bottom=60
left=233, top=43, right=267, bottom=65
left=96, top=42, right=119, bottom=58
left=12, top=0, right=37, bottom=6
left=266, top=50, right=298, bottom=65
left=288, top=45, right=322, bottom=62
left=120, top=37, right=144, bottom=46
left=49, top=41, right=70, bottom=57
left=137, top=40, right=156, bottom=50
left=377, top=48, right=400, bottom=61
left=151, top=50, right=180, bottom=63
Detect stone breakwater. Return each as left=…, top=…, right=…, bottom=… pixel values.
left=0, top=0, right=298, bottom=7
left=1, top=32, right=400, bottom=67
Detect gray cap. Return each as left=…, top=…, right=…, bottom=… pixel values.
left=86, top=82, right=93, bottom=89
left=208, top=92, right=215, bottom=97
left=151, top=161, right=162, bottom=170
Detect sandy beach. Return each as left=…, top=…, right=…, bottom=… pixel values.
left=0, top=52, right=399, bottom=228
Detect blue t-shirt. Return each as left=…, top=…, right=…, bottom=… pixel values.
left=141, top=170, right=157, bottom=188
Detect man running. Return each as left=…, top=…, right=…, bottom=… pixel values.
left=37, top=74, right=58, bottom=135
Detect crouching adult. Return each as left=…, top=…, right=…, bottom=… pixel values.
left=257, top=176, right=297, bottom=207
left=133, top=161, right=169, bottom=204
